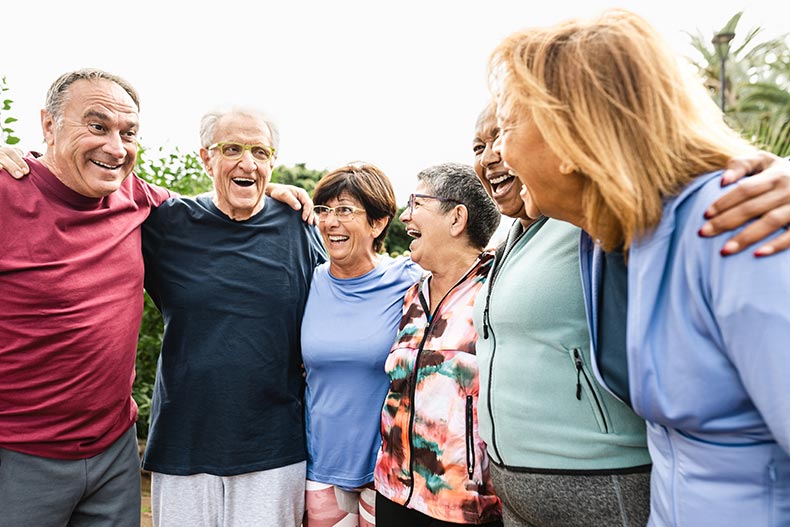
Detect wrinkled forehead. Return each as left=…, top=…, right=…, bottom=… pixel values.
left=475, top=106, right=498, bottom=137
left=496, top=94, right=537, bottom=131
left=62, top=79, right=139, bottom=121
left=494, top=95, right=517, bottom=123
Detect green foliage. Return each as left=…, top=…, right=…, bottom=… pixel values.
left=134, top=293, right=162, bottom=436
left=135, top=146, right=212, bottom=196
left=687, top=12, right=790, bottom=155
left=744, top=110, right=790, bottom=157
left=1, top=75, right=20, bottom=146
left=385, top=207, right=412, bottom=256
left=272, top=162, right=325, bottom=196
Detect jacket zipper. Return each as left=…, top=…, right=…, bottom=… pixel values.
left=481, top=219, right=544, bottom=464
left=464, top=395, right=482, bottom=490
left=403, top=255, right=487, bottom=507
left=574, top=348, right=609, bottom=433
left=482, top=221, right=519, bottom=339
left=479, top=223, right=520, bottom=467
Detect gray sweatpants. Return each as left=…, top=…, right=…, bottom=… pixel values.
left=489, top=463, right=650, bottom=527
left=0, top=424, right=141, bottom=527
left=152, top=460, right=306, bottom=527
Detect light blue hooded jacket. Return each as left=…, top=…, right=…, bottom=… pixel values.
left=581, top=170, right=790, bottom=526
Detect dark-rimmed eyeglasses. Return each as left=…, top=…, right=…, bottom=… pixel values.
left=313, top=205, right=366, bottom=222
left=406, top=193, right=462, bottom=214
left=208, top=142, right=275, bottom=162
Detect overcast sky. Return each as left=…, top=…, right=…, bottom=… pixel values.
left=4, top=0, right=787, bottom=203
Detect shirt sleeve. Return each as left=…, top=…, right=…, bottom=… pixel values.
left=307, top=224, right=328, bottom=268
left=708, top=230, right=790, bottom=454
left=135, top=173, right=176, bottom=207
left=141, top=206, right=167, bottom=311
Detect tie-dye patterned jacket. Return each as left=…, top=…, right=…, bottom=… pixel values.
left=375, top=252, right=502, bottom=524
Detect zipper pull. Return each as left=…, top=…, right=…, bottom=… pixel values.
left=482, top=308, right=490, bottom=339
left=574, top=351, right=583, bottom=400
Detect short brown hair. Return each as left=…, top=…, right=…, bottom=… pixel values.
left=313, top=162, right=397, bottom=253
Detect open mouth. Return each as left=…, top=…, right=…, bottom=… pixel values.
left=328, top=235, right=349, bottom=243
left=91, top=160, right=123, bottom=170
left=232, top=177, right=255, bottom=188
left=406, top=228, right=421, bottom=238
left=489, top=172, right=516, bottom=193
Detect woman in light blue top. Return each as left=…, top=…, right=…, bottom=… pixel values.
left=490, top=9, right=790, bottom=526
left=300, top=162, right=422, bottom=527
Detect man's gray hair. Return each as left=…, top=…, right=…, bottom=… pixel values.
left=44, top=68, right=140, bottom=125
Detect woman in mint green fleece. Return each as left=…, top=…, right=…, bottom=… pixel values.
left=471, top=102, right=650, bottom=527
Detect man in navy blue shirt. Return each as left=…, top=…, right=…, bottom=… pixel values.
left=141, top=106, right=326, bottom=527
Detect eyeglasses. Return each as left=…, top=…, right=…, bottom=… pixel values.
left=313, top=205, right=367, bottom=222
left=406, top=193, right=462, bottom=214
left=208, top=142, right=276, bottom=162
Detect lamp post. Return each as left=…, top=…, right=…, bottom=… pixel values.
left=712, top=31, right=736, bottom=112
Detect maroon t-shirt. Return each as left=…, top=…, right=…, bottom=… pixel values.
left=0, top=157, right=171, bottom=459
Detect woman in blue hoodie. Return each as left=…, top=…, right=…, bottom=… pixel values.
left=488, top=9, right=790, bottom=526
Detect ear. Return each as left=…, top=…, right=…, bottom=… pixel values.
left=370, top=216, right=389, bottom=239
left=559, top=160, right=577, bottom=175
left=199, top=148, right=214, bottom=177
left=41, top=110, right=56, bottom=147
left=449, top=204, right=469, bottom=238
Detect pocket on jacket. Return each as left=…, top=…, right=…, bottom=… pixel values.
left=568, top=348, right=609, bottom=434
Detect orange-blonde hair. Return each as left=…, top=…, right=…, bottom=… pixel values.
left=489, top=8, right=755, bottom=250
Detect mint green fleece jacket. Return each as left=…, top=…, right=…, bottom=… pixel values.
left=473, top=218, right=650, bottom=471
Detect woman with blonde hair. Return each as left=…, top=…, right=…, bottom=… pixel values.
left=489, top=9, right=790, bottom=526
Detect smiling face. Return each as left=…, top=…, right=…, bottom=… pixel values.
left=398, top=182, right=455, bottom=272
left=494, top=102, right=585, bottom=226
left=40, top=78, right=139, bottom=198
left=473, top=106, right=528, bottom=221
left=318, top=193, right=386, bottom=278
left=199, top=112, right=274, bottom=220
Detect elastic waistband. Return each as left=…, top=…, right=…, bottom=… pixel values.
left=490, top=461, right=652, bottom=476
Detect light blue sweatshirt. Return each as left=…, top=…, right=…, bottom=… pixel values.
left=301, top=256, right=422, bottom=489
left=582, top=170, right=790, bottom=526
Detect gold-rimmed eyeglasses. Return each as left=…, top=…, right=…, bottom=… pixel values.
left=208, top=142, right=276, bottom=162
left=313, top=205, right=367, bottom=222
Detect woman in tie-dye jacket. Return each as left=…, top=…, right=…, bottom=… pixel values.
left=374, top=163, right=503, bottom=526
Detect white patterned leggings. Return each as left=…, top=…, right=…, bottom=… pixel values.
left=304, top=479, right=376, bottom=527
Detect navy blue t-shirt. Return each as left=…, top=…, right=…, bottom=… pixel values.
left=597, top=249, right=631, bottom=407
left=141, top=195, right=326, bottom=476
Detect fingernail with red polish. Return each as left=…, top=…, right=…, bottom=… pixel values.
left=720, top=241, right=739, bottom=255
